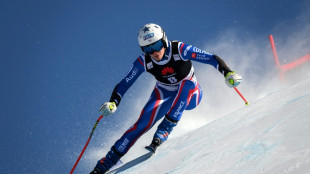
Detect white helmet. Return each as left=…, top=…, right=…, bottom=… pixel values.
left=137, top=23, right=168, bottom=48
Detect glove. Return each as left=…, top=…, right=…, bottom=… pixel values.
left=225, top=71, right=242, bottom=87
left=99, top=102, right=117, bottom=116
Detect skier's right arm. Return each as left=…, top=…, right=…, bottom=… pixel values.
left=100, top=56, right=145, bottom=116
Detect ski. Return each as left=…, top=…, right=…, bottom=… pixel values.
left=144, top=145, right=156, bottom=153
left=106, top=151, right=153, bottom=174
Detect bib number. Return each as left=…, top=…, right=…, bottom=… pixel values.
left=167, top=77, right=177, bottom=83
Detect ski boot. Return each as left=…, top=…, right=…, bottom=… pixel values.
left=90, top=167, right=104, bottom=174
left=90, top=157, right=110, bottom=174
left=145, top=137, right=161, bottom=153
left=90, top=146, right=123, bottom=174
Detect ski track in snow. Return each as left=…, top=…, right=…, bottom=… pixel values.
left=119, top=79, right=310, bottom=174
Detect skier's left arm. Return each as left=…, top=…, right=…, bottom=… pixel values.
left=178, top=42, right=242, bottom=87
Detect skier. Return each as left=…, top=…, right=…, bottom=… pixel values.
left=90, top=23, right=242, bottom=174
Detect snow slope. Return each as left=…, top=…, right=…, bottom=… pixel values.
left=118, top=78, right=310, bottom=174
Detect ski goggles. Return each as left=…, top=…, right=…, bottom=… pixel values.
left=141, top=40, right=165, bottom=55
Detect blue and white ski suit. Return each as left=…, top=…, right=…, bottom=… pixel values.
left=97, top=41, right=232, bottom=169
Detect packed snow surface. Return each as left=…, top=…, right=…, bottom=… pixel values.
left=118, top=79, right=310, bottom=174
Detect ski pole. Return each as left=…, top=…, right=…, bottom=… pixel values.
left=234, top=87, right=249, bottom=105
left=70, top=115, right=104, bottom=174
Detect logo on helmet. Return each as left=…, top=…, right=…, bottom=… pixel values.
left=142, top=26, right=150, bottom=33
left=143, top=33, right=154, bottom=41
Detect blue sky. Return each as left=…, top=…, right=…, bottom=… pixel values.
left=0, top=0, right=309, bottom=173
